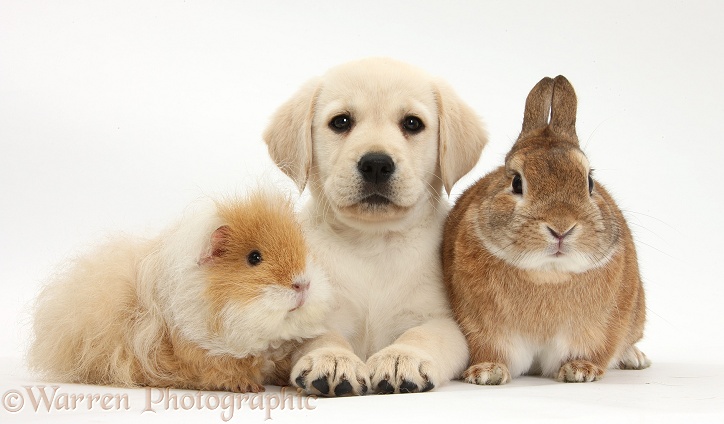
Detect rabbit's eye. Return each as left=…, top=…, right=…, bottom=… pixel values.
left=512, top=173, right=523, bottom=195
left=329, top=114, right=353, bottom=133
left=588, top=174, right=594, bottom=195
left=247, top=250, right=262, bottom=266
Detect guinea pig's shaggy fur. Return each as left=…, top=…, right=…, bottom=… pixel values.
left=29, top=191, right=331, bottom=392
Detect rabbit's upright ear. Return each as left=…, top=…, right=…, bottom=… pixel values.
left=263, top=78, right=321, bottom=193
left=549, top=75, right=578, bottom=141
left=519, top=75, right=579, bottom=144
left=520, top=76, right=555, bottom=137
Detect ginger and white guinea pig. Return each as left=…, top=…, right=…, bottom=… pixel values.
left=442, top=76, right=650, bottom=384
left=29, top=189, right=332, bottom=392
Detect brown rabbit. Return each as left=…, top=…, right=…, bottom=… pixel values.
left=442, top=76, right=650, bottom=384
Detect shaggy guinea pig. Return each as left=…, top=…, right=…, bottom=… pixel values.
left=442, top=76, right=649, bottom=385
left=29, top=190, right=331, bottom=392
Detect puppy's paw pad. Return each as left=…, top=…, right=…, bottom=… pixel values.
left=399, top=379, right=418, bottom=393
left=334, top=379, right=353, bottom=396
left=617, top=345, right=652, bottom=370
left=367, top=346, right=437, bottom=394
left=376, top=379, right=395, bottom=394
left=294, top=371, right=308, bottom=390
left=463, top=362, right=510, bottom=385
left=311, top=377, right=330, bottom=394
left=557, top=360, right=604, bottom=383
left=291, top=348, right=370, bottom=397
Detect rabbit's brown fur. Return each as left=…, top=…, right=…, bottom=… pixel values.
left=443, top=76, right=649, bottom=384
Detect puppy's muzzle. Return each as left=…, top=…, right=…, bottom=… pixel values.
left=358, top=152, right=395, bottom=184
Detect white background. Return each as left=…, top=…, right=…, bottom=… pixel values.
left=1, top=1, right=723, bottom=422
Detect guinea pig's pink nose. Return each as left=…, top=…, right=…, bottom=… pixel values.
left=289, top=279, right=310, bottom=312
left=292, top=280, right=309, bottom=292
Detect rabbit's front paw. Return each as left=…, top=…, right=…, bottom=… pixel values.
left=463, top=362, right=511, bottom=385
left=557, top=360, right=604, bottom=382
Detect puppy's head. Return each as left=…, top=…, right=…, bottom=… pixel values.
left=264, top=58, right=487, bottom=229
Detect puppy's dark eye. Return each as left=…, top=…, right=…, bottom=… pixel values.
left=402, top=116, right=424, bottom=133
left=329, top=114, right=352, bottom=133
left=247, top=250, right=262, bottom=266
left=512, top=173, right=523, bottom=195
left=588, top=174, right=594, bottom=195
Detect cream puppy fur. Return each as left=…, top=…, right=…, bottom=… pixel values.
left=264, top=58, right=487, bottom=395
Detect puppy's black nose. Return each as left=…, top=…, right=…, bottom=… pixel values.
left=358, top=153, right=395, bottom=184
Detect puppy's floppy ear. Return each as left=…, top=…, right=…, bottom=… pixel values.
left=263, top=78, right=321, bottom=192
left=434, top=80, right=488, bottom=195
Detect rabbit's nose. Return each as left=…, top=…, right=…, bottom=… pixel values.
left=547, top=224, right=576, bottom=240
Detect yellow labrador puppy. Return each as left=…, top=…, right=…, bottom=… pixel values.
left=264, top=58, right=487, bottom=395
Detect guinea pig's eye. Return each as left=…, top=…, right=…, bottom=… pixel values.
left=247, top=250, right=262, bottom=266
left=401, top=116, right=424, bottom=133
left=329, top=114, right=352, bottom=133
left=512, top=173, right=523, bottom=195
left=588, top=174, right=594, bottom=195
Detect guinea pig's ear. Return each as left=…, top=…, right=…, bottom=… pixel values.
left=434, top=79, right=488, bottom=196
left=198, top=225, right=231, bottom=266
left=263, top=78, right=321, bottom=193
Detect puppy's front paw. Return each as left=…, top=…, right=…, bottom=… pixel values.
left=463, top=362, right=510, bottom=385
left=291, top=348, right=369, bottom=397
left=557, top=360, right=604, bottom=382
left=367, top=345, right=437, bottom=394
left=617, top=345, right=652, bottom=370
